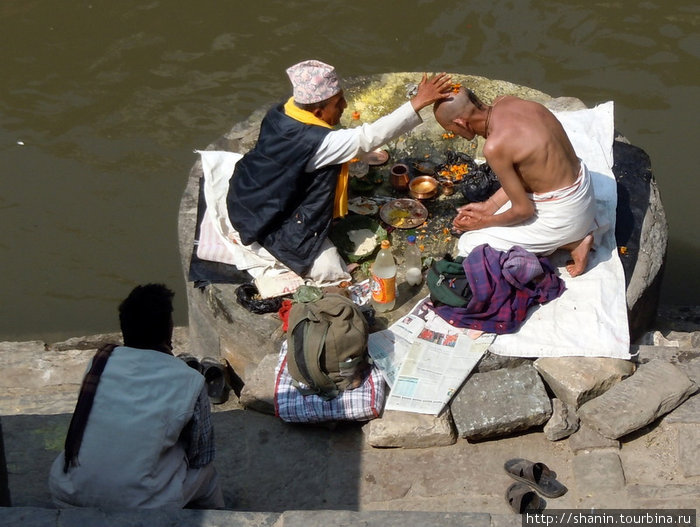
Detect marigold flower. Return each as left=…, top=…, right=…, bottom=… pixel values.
left=351, top=111, right=361, bottom=120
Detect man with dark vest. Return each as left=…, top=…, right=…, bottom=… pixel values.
left=226, top=60, right=452, bottom=281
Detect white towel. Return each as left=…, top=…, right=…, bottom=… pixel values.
left=488, top=102, right=631, bottom=359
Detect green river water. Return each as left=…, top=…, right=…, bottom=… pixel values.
left=0, top=0, right=698, bottom=341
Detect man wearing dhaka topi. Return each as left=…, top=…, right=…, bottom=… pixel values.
left=226, top=60, right=452, bottom=282
left=434, top=88, right=597, bottom=277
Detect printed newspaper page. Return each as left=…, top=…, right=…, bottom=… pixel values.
left=368, top=297, right=494, bottom=415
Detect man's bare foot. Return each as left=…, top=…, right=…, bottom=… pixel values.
left=563, top=234, right=594, bottom=277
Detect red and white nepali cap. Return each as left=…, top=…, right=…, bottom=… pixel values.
left=285, top=59, right=342, bottom=104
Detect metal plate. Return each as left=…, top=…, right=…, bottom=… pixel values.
left=380, top=199, right=429, bottom=229
left=365, top=149, right=390, bottom=166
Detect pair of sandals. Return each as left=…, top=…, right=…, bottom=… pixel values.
left=178, top=354, right=231, bottom=404
left=504, top=458, right=567, bottom=514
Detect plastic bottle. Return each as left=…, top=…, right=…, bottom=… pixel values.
left=404, top=235, right=423, bottom=286
left=371, top=240, right=396, bottom=312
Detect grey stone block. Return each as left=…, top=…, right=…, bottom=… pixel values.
left=534, top=357, right=635, bottom=408
left=568, top=423, right=619, bottom=453
left=678, top=425, right=700, bottom=477
left=281, top=510, right=491, bottom=527
left=475, top=352, right=532, bottom=373
left=0, top=507, right=58, bottom=527
left=664, top=393, right=700, bottom=424
left=57, top=508, right=280, bottom=527
left=451, top=363, right=551, bottom=441
left=239, top=353, right=279, bottom=415
left=367, top=409, right=456, bottom=448
left=578, top=360, right=697, bottom=439
left=544, top=398, right=579, bottom=441
left=573, top=451, right=625, bottom=494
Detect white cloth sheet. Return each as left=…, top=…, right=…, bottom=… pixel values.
left=195, top=150, right=349, bottom=295
left=488, top=101, right=630, bottom=359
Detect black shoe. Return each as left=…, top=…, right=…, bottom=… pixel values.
left=177, top=353, right=203, bottom=374
left=200, top=357, right=231, bottom=404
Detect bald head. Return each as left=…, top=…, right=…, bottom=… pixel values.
left=433, top=88, right=483, bottom=129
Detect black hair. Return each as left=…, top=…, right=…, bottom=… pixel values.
left=465, top=88, right=486, bottom=110
left=295, top=99, right=329, bottom=112
left=118, top=283, right=174, bottom=349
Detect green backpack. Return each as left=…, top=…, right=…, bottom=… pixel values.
left=426, top=254, right=472, bottom=308
left=287, top=292, right=369, bottom=400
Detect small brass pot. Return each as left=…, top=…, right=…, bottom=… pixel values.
left=390, top=163, right=410, bottom=191
left=409, top=176, right=438, bottom=200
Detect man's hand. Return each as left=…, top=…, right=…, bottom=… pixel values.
left=452, top=202, right=494, bottom=232
left=410, top=73, right=453, bottom=112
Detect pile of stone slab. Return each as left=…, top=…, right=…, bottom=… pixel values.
left=239, top=329, right=699, bottom=449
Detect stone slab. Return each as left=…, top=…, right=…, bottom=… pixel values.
left=0, top=507, right=59, bottom=527
left=367, top=409, right=456, bottom=449
left=239, top=353, right=278, bottom=415
left=59, top=508, right=280, bottom=527
left=544, top=399, right=579, bottom=441
left=568, top=424, right=620, bottom=453
left=627, top=484, right=700, bottom=508
left=572, top=451, right=626, bottom=494
left=534, top=357, right=635, bottom=408
left=677, top=425, right=700, bottom=477
left=451, top=363, right=551, bottom=441
left=578, top=359, right=697, bottom=439
left=664, top=393, right=700, bottom=424
left=281, top=510, right=491, bottom=527
left=475, top=353, right=532, bottom=373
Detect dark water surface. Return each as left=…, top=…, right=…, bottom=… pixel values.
left=1, top=1, right=698, bottom=341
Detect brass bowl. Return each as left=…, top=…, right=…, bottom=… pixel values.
left=409, top=175, right=438, bottom=200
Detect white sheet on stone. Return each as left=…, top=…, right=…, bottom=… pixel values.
left=489, top=102, right=631, bottom=359
left=194, top=150, right=349, bottom=295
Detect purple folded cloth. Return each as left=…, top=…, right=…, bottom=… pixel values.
left=433, top=244, right=565, bottom=334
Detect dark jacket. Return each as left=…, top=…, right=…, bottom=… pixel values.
left=227, top=104, right=341, bottom=276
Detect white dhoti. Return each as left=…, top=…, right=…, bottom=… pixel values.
left=458, top=160, right=597, bottom=256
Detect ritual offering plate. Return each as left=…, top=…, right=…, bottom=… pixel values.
left=328, top=214, right=388, bottom=263
left=365, top=148, right=390, bottom=166
left=347, top=197, right=379, bottom=216
left=380, top=198, right=429, bottom=229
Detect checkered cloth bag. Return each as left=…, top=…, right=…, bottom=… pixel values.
left=274, top=341, right=386, bottom=423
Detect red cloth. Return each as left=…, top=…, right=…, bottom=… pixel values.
left=278, top=299, right=293, bottom=332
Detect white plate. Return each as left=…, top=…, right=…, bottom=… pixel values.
left=347, top=197, right=379, bottom=216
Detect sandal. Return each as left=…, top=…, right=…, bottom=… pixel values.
left=505, top=482, right=545, bottom=513
left=177, top=353, right=203, bottom=374
left=504, top=458, right=567, bottom=498
left=200, top=357, right=230, bottom=404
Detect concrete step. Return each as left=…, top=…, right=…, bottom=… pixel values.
left=1, top=507, right=520, bottom=527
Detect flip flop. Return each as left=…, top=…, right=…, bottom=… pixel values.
left=177, top=353, right=203, bottom=374
left=505, top=482, right=545, bottom=514
left=504, top=458, right=567, bottom=498
left=200, top=357, right=230, bottom=404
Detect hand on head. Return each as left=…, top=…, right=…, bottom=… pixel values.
left=411, top=72, right=453, bottom=111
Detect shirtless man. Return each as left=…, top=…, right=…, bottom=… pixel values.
left=433, top=88, right=596, bottom=277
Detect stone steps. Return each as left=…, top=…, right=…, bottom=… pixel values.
left=1, top=507, right=519, bottom=527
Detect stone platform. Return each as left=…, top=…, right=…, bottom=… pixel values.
left=1, top=313, right=698, bottom=521
left=178, top=73, right=667, bottom=381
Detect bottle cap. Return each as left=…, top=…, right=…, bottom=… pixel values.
left=381, top=240, right=391, bottom=249
left=407, top=235, right=416, bottom=244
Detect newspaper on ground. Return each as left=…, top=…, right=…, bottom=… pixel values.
left=368, top=296, right=494, bottom=416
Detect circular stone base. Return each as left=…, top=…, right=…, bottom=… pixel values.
left=178, top=73, right=667, bottom=381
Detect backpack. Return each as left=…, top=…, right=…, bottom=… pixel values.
left=426, top=254, right=472, bottom=308
left=286, top=292, right=369, bottom=400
